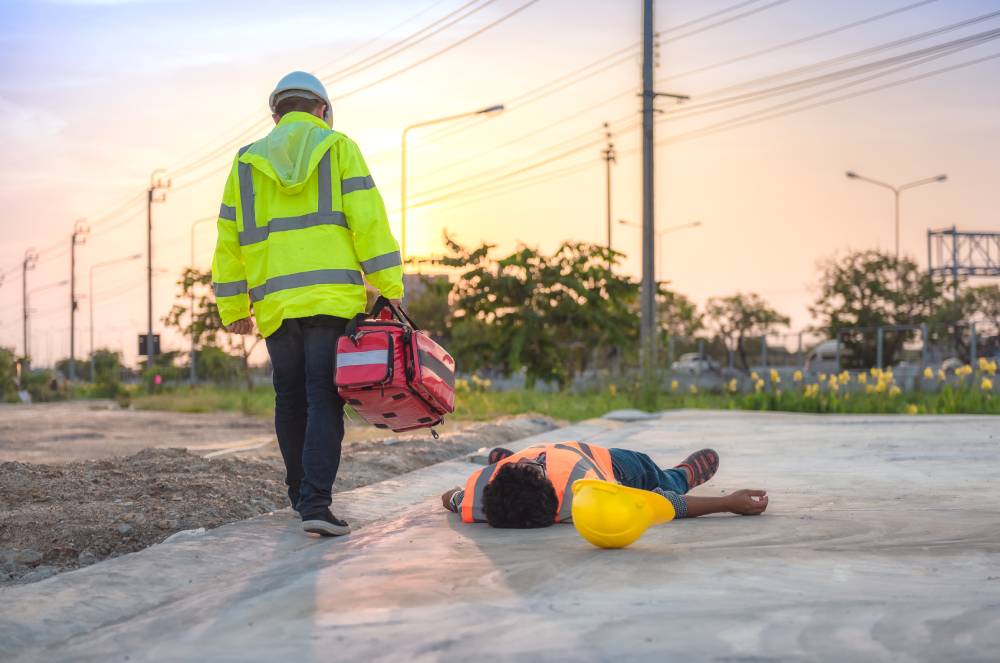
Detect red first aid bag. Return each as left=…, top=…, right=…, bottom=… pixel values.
left=335, top=297, right=456, bottom=433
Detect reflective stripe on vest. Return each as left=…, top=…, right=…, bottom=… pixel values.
left=248, top=268, right=363, bottom=303
left=237, top=152, right=347, bottom=247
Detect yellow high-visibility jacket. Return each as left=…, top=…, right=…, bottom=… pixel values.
left=211, top=111, right=403, bottom=338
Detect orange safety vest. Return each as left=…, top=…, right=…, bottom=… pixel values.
left=460, top=441, right=615, bottom=524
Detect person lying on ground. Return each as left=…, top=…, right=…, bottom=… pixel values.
left=440, top=443, right=768, bottom=528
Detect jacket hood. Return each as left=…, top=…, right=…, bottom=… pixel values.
left=240, top=112, right=338, bottom=194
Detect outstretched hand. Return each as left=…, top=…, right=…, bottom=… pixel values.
left=726, top=489, right=768, bottom=515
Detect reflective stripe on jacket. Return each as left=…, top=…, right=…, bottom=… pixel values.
left=460, top=442, right=615, bottom=524
left=212, top=111, right=403, bottom=337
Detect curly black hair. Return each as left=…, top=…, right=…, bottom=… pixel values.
left=482, top=464, right=559, bottom=528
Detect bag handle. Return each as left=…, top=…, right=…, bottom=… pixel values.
left=369, top=296, right=421, bottom=330
left=345, top=296, right=420, bottom=338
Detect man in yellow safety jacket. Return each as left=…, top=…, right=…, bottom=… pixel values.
left=212, top=71, right=403, bottom=537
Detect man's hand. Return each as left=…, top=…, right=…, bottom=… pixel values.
left=441, top=487, right=461, bottom=511
left=725, top=489, right=768, bottom=515
left=225, top=317, right=255, bottom=335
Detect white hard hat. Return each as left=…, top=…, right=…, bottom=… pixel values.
left=269, top=71, right=332, bottom=123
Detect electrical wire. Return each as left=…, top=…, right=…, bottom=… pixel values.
left=657, top=50, right=1000, bottom=145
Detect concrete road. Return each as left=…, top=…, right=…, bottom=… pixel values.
left=2, top=411, right=999, bottom=661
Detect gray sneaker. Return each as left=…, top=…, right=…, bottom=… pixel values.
left=302, top=509, right=351, bottom=537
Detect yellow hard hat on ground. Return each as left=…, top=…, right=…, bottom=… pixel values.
left=571, top=479, right=676, bottom=549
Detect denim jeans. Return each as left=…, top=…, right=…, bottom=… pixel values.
left=264, top=315, right=348, bottom=517
left=610, top=448, right=689, bottom=494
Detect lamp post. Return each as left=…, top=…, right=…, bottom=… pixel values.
left=189, top=216, right=214, bottom=383
left=619, top=219, right=703, bottom=280
left=89, top=254, right=142, bottom=380
left=845, top=170, right=947, bottom=259
left=400, top=104, right=504, bottom=264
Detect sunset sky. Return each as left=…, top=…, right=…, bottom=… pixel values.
left=2, top=0, right=999, bottom=367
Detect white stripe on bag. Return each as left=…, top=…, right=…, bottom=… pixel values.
left=337, top=349, right=389, bottom=367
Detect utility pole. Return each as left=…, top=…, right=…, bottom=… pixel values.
left=640, top=2, right=688, bottom=381
left=146, top=169, right=170, bottom=365
left=602, top=122, right=616, bottom=255
left=69, top=219, right=89, bottom=381
left=22, top=249, right=38, bottom=367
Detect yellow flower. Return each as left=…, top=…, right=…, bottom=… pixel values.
left=818, top=372, right=827, bottom=382
left=754, top=379, right=765, bottom=393
left=870, top=367, right=881, bottom=377
left=922, top=366, right=934, bottom=380
left=689, top=384, right=698, bottom=395
left=770, top=369, right=780, bottom=384
left=804, top=384, right=819, bottom=398
left=828, top=376, right=839, bottom=390
left=857, top=373, right=867, bottom=384
left=937, top=369, right=946, bottom=381
left=905, top=404, right=919, bottom=415
left=985, top=360, right=998, bottom=376
left=608, top=384, right=617, bottom=396
left=751, top=371, right=759, bottom=381
left=793, top=370, right=803, bottom=382
left=979, top=357, right=991, bottom=372
left=983, top=377, right=994, bottom=392
left=865, top=384, right=876, bottom=394
left=889, top=385, right=902, bottom=397
left=874, top=381, right=886, bottom=393
left=838, top=371, right=851, bottom=384
left=727, top=378, right=738, bottom=393
left=670, top=380, right=679, bottom=391
left=956, top=365, right=973, bottom=378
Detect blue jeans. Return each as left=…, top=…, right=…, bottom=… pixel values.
left=265, top=315, right=348, bottom=517
left=610, top=448, right=689, bottom=494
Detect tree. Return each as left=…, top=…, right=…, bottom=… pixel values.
left=810, top=250, right=946, bottom=367
left=90, top=348, right=124, bottom=397
left=0, top=347, right=18, bottom=402
left=705, top=293, right=789, bottom=371
left=929, top=284, right=1000, bottom=361
left=403, top=274, right=452, bottom=343
left=163, top=267, right=263, bottom=390
left=433, top=235, right=640, bottom=388
left=657, top=287, right=703, bottom=339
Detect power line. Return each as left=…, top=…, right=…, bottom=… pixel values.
left=691, top=6, right=1000, bottom=100
left=406, top=29, right=1000, bottom=211
left=662, top=26, right=1000, bottom=121
left=658, top=50, right=1000, bottom=145
left=653, top=0, right=941, bottom=88
left=169, top=0, right=542, bottom=188
left=390, top=0, right=797, bottom=153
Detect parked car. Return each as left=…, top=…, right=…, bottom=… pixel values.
left=671, top=353, right=720, bottom=375
left=804, top=340, right=852, bottom=374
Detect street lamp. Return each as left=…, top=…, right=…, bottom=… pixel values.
left=89, top=254, right=141, bottom=380
left=401, top=103, right=504, bottom=264
left=845, top=170, right=947, bottom=259
left=619, top=219, right=703, bottom=279
left=189, top=216, right=215, bottom=383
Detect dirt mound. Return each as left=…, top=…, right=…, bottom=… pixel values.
left=0, top=416, right=556, bottom=585
left=0, top=449, right=287, bottom=584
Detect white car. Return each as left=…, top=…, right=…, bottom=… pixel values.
left=671, top=353, right=720, bottom=375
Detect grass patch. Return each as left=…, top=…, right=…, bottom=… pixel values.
left=133, top=385, right=274, bottom=418
left=131, top=379, right=998, bottom=422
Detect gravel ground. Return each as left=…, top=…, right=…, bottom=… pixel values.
left=0, top=415, right=556, bottom=585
